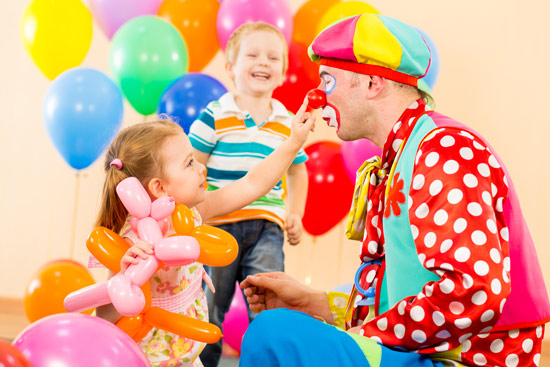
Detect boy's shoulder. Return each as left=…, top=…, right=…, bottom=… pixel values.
left=270, top=97, right=294, bottom=119
left=206, top=92, right=239, bottom=116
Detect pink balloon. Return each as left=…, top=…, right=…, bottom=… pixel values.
left=116, top=177, right=152, bottom=219
left=340, top=139, right=382, bottom=181
left=13, top=313, right=149, bottom=367
left=89, top=0, right=163, bottom=39
left=216, top=0, right=293, bottom=50
left=222, top=283, right=249, bottom=354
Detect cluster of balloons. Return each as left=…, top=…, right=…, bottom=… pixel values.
left=18, top=260, right=148, bottom=366
left=19, top=200, right=239, bottom=364
left=23, top=0, right=441, bottom=222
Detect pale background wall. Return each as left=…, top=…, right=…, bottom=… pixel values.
left=1, top=0, right=549, bottom=328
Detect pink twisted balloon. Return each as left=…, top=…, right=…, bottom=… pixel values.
left=64, top=177, right=200, bottom=316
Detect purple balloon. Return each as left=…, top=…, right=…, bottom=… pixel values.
left=13, top=313, right=149, bottom=367
left=216, top=0, right=293, bottom=49
left=89, top=0, right=163, bottom=39
left=340, top=139, right=382, bottom=181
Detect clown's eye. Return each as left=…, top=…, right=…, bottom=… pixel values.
left=322, top=75, right=336, bottom=94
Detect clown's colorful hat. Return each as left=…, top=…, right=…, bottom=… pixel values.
left=309, top=14, right=431, bottom=87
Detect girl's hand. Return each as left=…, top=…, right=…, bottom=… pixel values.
left=289, top=100, right=316, bottom=148
left=120, top=239, right=154, bottom=273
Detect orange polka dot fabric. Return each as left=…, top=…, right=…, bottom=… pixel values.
left=352, top=99, right=547, bottom=367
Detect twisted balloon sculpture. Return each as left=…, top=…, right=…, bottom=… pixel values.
left=64, top=177, right=238, bottom=343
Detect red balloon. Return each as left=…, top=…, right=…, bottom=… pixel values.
left=273, top=41, right=319, bottom=113
left=302, top=141, right=354, bottom=236
left=0, top=339, right=30, bottom=367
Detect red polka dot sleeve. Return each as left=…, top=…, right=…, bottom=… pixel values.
left=361, top=128, right=512, bottom=353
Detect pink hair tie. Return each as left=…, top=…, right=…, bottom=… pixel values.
left=110, top=158, right=123, bottom=169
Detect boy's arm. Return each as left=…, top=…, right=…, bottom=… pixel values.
left=285, top=162, right=308, bottom=245
left=193, top=149, right=210, bottom=166
left=197, top=102, right=315, bottom=221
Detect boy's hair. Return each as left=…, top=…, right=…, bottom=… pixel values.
left=225, top=22, right=289, bottom=74
left=95, top=119, right=183, bottom=234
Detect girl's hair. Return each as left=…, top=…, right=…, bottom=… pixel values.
left=94, top=119, right=183, bottom=234
left=225, top=22, right=289, bottom=74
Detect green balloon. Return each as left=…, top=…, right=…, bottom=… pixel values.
left=110, top=16, right=188, bottom=115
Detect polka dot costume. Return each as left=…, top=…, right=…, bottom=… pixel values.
left=352, top=99, right=548, bottom=367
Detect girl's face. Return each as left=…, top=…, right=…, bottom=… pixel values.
left=157, top=133, right=206, bottom=208
left=228, top=30, right=285, bottom=97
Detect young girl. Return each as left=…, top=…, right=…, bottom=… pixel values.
left=93, top=102, right=315, bottom=366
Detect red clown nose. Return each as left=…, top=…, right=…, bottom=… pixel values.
left=306, top=89, right=326, bottom=109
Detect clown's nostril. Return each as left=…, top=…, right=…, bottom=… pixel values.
left=306, top=89, right=327, bottom=109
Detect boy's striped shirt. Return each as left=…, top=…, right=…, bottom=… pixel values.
left=189, top=93, right=308, bottom=228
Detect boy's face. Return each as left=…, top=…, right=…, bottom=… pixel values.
left=227, top=30, right=285, bottom=97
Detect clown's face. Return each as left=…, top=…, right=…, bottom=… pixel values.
left=319, top=66, right=370, bottom=141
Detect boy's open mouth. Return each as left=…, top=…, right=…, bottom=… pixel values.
left=251, top=72, right=270, bottom=80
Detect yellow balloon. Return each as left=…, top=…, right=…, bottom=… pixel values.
left=316, top=1, right=380, bottom=35
left=21, top=0, right=92, bottom=80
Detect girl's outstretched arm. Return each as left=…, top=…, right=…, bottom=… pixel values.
left=197, top=100, right=315, bottom=221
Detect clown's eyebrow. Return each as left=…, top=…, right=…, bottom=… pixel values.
left=320, top=71, right=331, bottom=78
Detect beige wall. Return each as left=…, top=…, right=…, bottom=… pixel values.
left=2, top=0, right=549, bottom=327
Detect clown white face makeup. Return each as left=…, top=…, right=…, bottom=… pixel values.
left=320, top=71, right=341, bottom=130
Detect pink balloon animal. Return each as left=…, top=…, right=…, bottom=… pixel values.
left=64, top=177, right=200, bottom=316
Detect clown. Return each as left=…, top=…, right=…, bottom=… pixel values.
left=239, top=13, right=550, bottom=367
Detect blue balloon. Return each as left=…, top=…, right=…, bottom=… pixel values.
left=43, top=68, right=124, bottom=170
left=416, top=28, right=440, bottom=90
left=157, top=73, right=227, bottom=134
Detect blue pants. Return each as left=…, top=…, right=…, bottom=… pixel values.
left=200, top=219, right=284, bottom=367
left=241, top=309, right=445, bottom=367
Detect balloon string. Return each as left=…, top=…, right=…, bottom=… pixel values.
left=69, top=171, right=82, bottom=259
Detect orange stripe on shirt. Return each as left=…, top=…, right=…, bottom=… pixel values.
left=215, top=116, right=247, bottom=134
left=205, top=208, right=284, bottom=229
left=259, top=121, right=291, bottom=138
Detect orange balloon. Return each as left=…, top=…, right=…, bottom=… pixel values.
left=158, top=0, right=220, bottom=71
left=192, top=225, right=238, bottom=267
left=86, top=227, right=131, bottom=273
left=144, top=307, right=222, bottom=344
left=171, top=204, right=196, bottom=235
left=133, top=321, right=155, bottom=342
left=141, top=281, right=152, bottom=311
left=24, top=260, right=95, bottom=322
left=292, top=0, right=340, bottom=47
left=116, top=314, right=145, bottom=338
left=316, top=1, right=380, bottom=35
